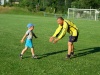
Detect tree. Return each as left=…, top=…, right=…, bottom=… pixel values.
left=19, top=0, right=39, bottom=12
left=46, top=0, right=69, bottom=13
left=18, top=0, right=100, bottom=13
left=71, top=0, right=100, bottom=9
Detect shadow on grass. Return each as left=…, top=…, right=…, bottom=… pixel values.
left=21, top=47, right=100, bottom=59
left=38, top=47, right=100, bottom=59
left=37, top=50, right=67, bottom=59
left=75, top=47, right=100, bottom=58
left=22, top=56, right=32, bottom=59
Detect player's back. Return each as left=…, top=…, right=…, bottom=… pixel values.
left=65, top=20, right=78, bottom=31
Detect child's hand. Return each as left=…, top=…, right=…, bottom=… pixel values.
left=20, top=39, right=24, bottom=43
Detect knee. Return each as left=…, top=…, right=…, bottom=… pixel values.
left=24, top=47, right=28, bottom=51
left=68, top=42, right=72, bottom=46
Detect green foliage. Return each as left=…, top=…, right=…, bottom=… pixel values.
left=71, top=0, right=100, bottom=8
left=18, top=0, right=100, bottom=13
left=19, top=0, right=38, bottom=12
left=45, top=0, right=68, bottom=13
left=18, top=0, right=70, bottom=13
left=2, top=0, right=100, bottom=14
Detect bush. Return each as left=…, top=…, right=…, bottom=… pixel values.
left=40, top=7, right=46, bottom=11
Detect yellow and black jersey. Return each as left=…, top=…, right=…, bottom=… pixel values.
left=52, top=20, right=78, bottom=39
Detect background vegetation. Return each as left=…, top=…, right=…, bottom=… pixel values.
left=2, top=0, right=100, bottom=14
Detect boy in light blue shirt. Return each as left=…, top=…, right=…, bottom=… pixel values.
left=20, top=23, right=37, bottom=59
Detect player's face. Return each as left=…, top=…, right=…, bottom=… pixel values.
left=57, top=19, right=63, bottom=25
left=30, top=26, right=34, bottom=30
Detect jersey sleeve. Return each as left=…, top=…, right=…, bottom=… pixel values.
left=57, top=22, right=68, bottom=39
left=25, top=30, right=30, bottom=35
left=32, top=32, right=37, bottom=38
left=52, top=25, right=62, bottom=37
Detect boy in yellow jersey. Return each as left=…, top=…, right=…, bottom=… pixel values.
left=49, top=17, right=79, bottom=59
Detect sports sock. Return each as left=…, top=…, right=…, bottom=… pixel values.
left=32, top=54, right=35, bottom=57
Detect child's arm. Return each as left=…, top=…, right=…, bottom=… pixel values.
left=20, top=34, right=27, bottom=43
left=33, top=32, right=38, bottom=38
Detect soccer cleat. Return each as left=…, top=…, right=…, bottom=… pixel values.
left=20, top=54, right=23, bottom=59
left=65, top=57, right=71, bottom=59
left=32, top=56, right=38, bottom=59
left=65, top=55, right=71, bottom=59
left=71, top=52, right=74, bottom=55
left=71, top=52, right=74, bottom=57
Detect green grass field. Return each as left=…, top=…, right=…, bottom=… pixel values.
left=0, top=14, right=100, bottom=75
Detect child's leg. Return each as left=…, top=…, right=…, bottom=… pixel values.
left=31, top=48, right=37, bottom=58
left=21, top=47, right=28, bottom=55
left=30, top=48, right=35, bottom=56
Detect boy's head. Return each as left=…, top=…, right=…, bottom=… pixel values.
left=27, top=23, right=34, bottom=30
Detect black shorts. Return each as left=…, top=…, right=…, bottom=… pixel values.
left=69, top=32, right=79, bottom=42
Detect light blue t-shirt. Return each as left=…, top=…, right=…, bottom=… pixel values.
left=26, top=30, right=33, bottom=40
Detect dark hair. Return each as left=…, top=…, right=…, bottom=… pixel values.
left=57, top=17, right=64, bottom=20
